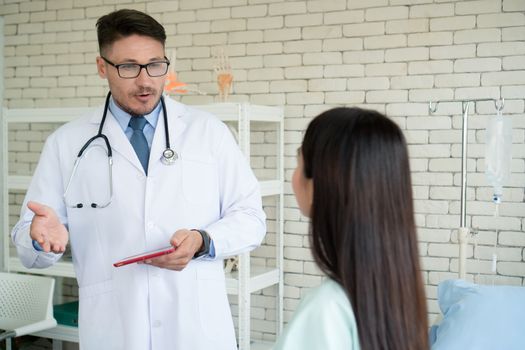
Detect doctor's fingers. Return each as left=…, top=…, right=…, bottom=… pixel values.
left=38, top=239, right=51, bottom=253
left=170, top=229, right=192, bottom=247
left=147, top=254, right=192, bottom=271
left=37, top=238, right=65, bottom=254
left=50, top=241, right=66, bottom=254
left=27, top=201, right=55, bottom=217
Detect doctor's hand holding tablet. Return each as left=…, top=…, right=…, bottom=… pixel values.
left=113, top=228, right=206, bottom=270
left=28, top=198, right=206, bottom=271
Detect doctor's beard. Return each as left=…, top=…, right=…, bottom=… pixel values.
left=117, top=87, right=161, bottom=117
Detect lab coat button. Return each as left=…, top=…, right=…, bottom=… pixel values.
left=153, top=320, right=161, bottom=328
left=137, top=174, right=145, bottom=180
left=147, top=222, right=155, bottom=229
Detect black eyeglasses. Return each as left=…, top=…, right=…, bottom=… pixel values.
left=101, top=56, right=170, bottom=79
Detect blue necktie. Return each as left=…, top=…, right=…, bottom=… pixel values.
left=129, top=116, right=149, bottom=174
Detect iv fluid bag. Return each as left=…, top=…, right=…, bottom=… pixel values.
left=485, top=112, right=512, bottom=203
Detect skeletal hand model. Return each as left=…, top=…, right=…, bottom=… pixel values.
left=214, top=48, right=233, bottom=102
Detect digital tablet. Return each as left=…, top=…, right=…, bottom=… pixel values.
left=113, top=246, right=176, bottom=267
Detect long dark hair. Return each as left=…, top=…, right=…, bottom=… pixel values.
left=96, top=9, right=166, bottom=55
left=301, top=107, right=428, bottom=350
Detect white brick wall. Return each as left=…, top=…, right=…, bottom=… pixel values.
left=3, top=0, right=525, bottom=343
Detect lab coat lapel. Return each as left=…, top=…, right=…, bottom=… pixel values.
left=149, top=97, right=187, bottom=174
left=89, top=108, right=145, bottom=173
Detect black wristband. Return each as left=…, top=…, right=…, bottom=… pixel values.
left=192, top=229, right=210, bottom=259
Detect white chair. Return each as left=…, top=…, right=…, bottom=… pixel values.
left=0, top=272, right=57, bottom=342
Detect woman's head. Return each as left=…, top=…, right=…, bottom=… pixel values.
left=294, top=107, right=428, bottom=350
left=299, top=107, right=415, bottom=280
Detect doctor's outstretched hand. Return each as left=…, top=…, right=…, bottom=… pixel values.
left=144, top=229, right=203, bottom=271
left=27, top=201, right=69, bottom=254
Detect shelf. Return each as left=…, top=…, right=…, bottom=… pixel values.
left=32, top=324, right=79, bottom=343
left=194, top=103, right=283, bottom=123
left=8, top=175, right=31, bottom=190
left=8, top=175, right=281, bottom=196
left=225, top=265, right=279, bottom=295
left=3, top=104, right=283, bottom=124
left=259, top=180, right=281, bottom=197
left=10, top=256, right=279, bottom=296
left=9, top=257, right=76, bottom=278
left=30, top=328, right=274, bottom=349
left=5, top=108, right=95, bottom=124
left=251, top=340, right=275, bottom=350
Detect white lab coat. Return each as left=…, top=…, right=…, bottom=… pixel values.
left=12, top=96, right=266, bottom=350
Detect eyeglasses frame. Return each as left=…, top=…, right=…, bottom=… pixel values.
left=101, top=56, right=171, bottom=79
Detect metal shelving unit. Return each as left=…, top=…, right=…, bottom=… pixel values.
left=1, top=102, right=284, bottom=350
left=197, top=103, right=284, bottom=349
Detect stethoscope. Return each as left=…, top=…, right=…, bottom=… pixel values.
left=63, top=91, right=178, bottom=209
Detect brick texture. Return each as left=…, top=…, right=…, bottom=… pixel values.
left=2, top=0, right=525, bottom=343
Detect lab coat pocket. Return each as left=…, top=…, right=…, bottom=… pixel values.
left=196, top=264, right=234, bottom=342
left=78, top=280, right=124, bottom=350
left=181, top=156, right=218, bottom=205
left=67, top=209, right=109, bottom=284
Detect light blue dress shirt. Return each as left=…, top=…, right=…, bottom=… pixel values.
left=109, top=96, right=160, bottom=148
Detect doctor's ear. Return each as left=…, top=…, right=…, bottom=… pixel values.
left=96, top=56, right=107, bottom=79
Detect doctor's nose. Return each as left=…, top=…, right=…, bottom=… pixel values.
left=135, top=67, right=154, bottom=85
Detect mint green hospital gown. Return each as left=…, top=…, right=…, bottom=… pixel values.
left=273, top=278, right=360, bottom=350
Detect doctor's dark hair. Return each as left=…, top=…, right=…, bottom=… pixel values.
left=301, top=107, right=428, bottom=350
left=96, top=9, right=166, bottom=55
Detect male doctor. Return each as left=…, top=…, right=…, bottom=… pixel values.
left=11, top=9, right=266, bottom=350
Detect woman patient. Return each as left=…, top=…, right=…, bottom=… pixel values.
left=274, top=107, right=429, bottom=350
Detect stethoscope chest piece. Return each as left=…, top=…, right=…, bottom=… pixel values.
left=161, top=148, right=178, bottom=165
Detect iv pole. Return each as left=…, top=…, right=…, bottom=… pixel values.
left=428, top=98, right=504, bottom=279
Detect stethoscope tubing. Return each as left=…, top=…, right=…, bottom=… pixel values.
left=64, top=144, right=113, bottom=208
left=79, top=91, right=171, bottom=158
left=63, top=91, right=174, bottom=208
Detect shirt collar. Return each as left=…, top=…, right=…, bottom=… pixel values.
left=109, top=96, right=162, bottom=131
